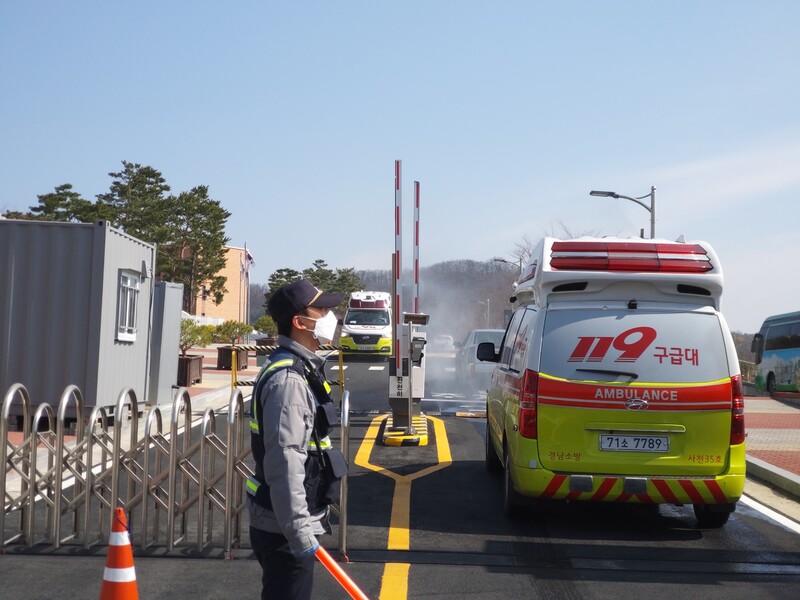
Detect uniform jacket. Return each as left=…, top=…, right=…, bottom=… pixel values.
left=247, top=335, right=330, bottom=555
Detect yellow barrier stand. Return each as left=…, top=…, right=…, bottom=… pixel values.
left=231, top=347, right=238, bottom=388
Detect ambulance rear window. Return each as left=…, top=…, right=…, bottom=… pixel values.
left=540, top=308, right=729, bottom=384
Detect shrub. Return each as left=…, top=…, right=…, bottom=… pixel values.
left=179, top=319, right=212, bottom=356
left=254, top=314, right=277, bottom=336
left=215, top=320, right=253, bottom=346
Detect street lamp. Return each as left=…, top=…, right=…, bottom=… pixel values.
left=477, top=299, right=490, bottom=326
left=590, top=186, right=656, bottom=239
left=493, top=256, right=523, bottom=277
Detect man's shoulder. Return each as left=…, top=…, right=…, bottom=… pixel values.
left=255, top=351, right=307, bottom=400
left=262, top=361, right=306, bottom=387
left=266, top=349, right=302, bottom=368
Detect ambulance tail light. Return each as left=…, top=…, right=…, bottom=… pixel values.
left=550, top=241, right=713, bottom=273
left=730, top=374, right=745, bottom=445
left=519, top=369, right=539, bottom=439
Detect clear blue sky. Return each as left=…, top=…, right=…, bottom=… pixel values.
left=2, top=1, right=799, bottom=333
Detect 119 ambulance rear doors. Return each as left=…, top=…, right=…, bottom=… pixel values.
left=536, top=304, right=740, bottom=478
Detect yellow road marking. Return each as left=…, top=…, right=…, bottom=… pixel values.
left=354, top=414, right=452, bottom=599
left=378, top=563, right=410, bottom=599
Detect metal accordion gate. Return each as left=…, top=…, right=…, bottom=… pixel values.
left=1, top=384, right=350, bottom=557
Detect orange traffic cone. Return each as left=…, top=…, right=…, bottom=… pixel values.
left=99, top=508, right=139, bottom=600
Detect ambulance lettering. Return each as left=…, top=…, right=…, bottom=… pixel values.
left=569, top=326, right=657, bottom=363
left=654, top=346, right=700, bottom=366
left=593, top=388, right=678, bottom=401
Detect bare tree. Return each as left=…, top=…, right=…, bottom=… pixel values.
left=509, top=221, right=603, bottom=266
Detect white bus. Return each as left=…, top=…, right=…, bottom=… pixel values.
left=751, top=311, right=800, bottom=396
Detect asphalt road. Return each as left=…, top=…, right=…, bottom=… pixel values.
left=3, top=352, right=800, bottom=599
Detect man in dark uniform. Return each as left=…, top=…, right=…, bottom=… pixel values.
left=247, top=279, right=343, bottom=600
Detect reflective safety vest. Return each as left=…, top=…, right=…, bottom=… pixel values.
left=247, top=348, right=339, bottom=512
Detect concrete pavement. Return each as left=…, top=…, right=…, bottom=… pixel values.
left=743, top=394, right=800, bottom=499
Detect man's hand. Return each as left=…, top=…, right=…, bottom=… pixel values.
left=294, top=542, right=319, bottom=558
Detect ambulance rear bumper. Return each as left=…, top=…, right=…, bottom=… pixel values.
left=509, top=444, right=746, bottom=505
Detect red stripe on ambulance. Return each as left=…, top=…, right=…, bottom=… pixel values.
left=590, top=477, right=618, bottom=501
left=678, top=480, right=706, bottom=503
left=704, top=480, right=728, bottom=503
left=537, top=475, right=734, bottom=504
left=538, top=377, right=732, bottom=411
left=541, top=474, right=567, bottom=498
left=652, top=480, right=679, bottom=504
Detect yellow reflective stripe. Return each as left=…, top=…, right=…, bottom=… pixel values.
left=309, top=436, right=332, bottom=450
left=265, top=358, right=295, bottom=373
left=253, top=358, right=296, bottom=392
left=253, top=356, right=332, bottom=444
left=252, top=358, right=297, bottom=423
left=246, top=477, right=260, bottom=495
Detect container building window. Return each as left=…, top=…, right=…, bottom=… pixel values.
left=117, top=271, right=140, bottom=342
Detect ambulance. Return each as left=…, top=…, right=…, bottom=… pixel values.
left=480, top=237, right=745, bottom=527
left=338, top=291, right=393, bottom=356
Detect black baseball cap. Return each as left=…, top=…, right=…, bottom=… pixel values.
left=267, top=279, right=344, bottom=325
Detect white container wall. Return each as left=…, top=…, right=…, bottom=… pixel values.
left=0, top=220, right=156, bottom=415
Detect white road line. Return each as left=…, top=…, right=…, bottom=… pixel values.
left=368, top=366, right=386, bottom=371
left=328, top=365, right=348, bottom=371
left=741, top=494, right=800, bottom=534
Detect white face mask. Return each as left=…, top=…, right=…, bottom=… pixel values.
left=306, top=311, right=338, bottom=343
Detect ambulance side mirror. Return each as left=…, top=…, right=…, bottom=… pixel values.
left=476, top=342, right=499, bottom=363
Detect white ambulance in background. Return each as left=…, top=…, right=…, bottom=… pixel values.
left=480, top=237, right=745, bottom=527
left=338, top=291, right=393, bottom=356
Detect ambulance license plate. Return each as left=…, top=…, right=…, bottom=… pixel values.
left=599, top=434, right=669, bottom=453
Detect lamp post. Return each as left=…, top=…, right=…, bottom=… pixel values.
left=590, top=186, right=656, bottom=239
left=493, top=256, right=523, bottom=277
left=477, top=299, right=490, bottom=326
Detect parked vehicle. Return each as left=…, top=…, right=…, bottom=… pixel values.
left=429, top=334, right=456, bottom=352
left=480, top=237, right=745, bottom=527
left=455, top=328, right=505, bottom=394
left=751, top=311, right=800, bottom=397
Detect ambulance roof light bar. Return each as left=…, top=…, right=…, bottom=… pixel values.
left=550, top=241, right=713, bottom=273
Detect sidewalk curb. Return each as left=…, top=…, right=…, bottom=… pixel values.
left=746, top=455, right=800, bottom=501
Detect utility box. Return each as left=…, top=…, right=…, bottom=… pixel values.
left=388, top=324, right=427, bottom=428
left=0, top=220, right=157, bottom=417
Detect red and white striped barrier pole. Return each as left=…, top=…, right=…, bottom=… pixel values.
left=413, top=180, right=420, bottom=314
left=394, top=159, right=403, bottom=373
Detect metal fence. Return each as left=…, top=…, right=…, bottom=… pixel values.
left=2, top=384, right=349, bottom=557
